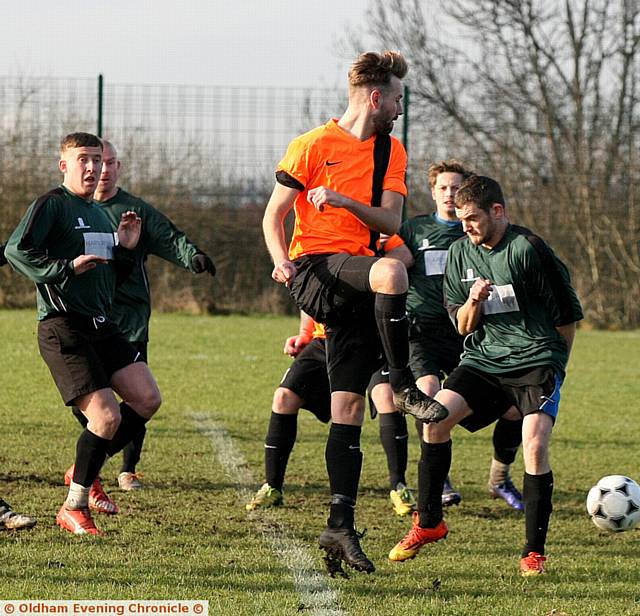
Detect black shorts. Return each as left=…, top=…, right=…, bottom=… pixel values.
left=131, top=340, right=148, bottom=364
left=408, top=320, right=463, bottom=380
left=38, top=315, right=141, bottom=406
left=325, top=309, right=385, bottom=396
left=290, top=253, right=384, bottom=396
left=443, top=364, right=563, bottom=433
left=280, top=337, right=331, bottom=423
left=288, top=253, right=377, bottom=326
left=367, top=365, right=389, bottom=390
left=366, top=364, right=390, bottom=419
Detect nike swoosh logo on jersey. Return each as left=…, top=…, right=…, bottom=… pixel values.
left=326, top=160, right=342, bottom=166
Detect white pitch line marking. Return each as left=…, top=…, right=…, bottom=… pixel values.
left=191, top=412, right=345, bottom=616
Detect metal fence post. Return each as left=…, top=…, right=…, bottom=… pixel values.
left=97, top=74, right=103, bottom=137
left=402, top=84, right=409, bottom=154
left=402, top=84, right=410, bottom=220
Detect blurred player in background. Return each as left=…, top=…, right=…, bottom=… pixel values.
left=246, top=312, right=330, bottom=511
left=68, top=139, right=215, bottom=509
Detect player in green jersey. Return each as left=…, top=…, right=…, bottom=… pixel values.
left=5, top=133, right=162, bottom=536
left=373, top=161, right=523, bottom=513
left=69, top=139, right=215, bottom=498
left=388, top=175, right=583, bottom=576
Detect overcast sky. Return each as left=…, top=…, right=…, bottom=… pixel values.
left=2, top=1, right=373, bottom=87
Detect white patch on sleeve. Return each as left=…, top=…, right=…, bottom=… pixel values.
left=423, top=250, right=448, bottom=276
left=482, top=284, right=520, bottom=315
left=83, top=232, right=116, bottom=259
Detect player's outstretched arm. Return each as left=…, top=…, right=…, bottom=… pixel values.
left=142, top=201, right=215, bottom=275
left=191, top=253, right=216, bottom=276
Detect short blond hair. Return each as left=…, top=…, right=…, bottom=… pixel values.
left=348, top=51, right=408, bottom=91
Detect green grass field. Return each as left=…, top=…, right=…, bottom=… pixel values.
left=0, top=310, right=639, bottom=615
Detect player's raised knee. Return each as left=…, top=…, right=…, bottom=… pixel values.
left=272, top=387, right=302, bottom=414
left=369, top=257, right=408, bottom=294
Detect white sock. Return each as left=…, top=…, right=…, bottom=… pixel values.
left=65, top=481, right=90, bottom=510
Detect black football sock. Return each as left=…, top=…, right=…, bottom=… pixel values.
left=71, top=406, right=88, bottom=429
left=326, top=423, right=362, bottom=528
left=105, top=402, right=148, bottom=457
left=379, top=412, right=408, bottom=489
left=120, top=425, right=146, bottom=474
left=522, top=471, right=554, bottom=556
left=328, top=495, right=356, bottom=530
left=493, top=417, right=522, bottom=465
left=374, top=293, right=413, bottom=392
left=73, top=429, right=109, bottom=487
left=264, top=412, right=297, bottom=492
left=417, top=439, right=452, bottom=528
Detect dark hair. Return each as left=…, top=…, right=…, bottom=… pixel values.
left=60, top=132, right=102, bottom=153
left=427, top=159, right=473, bottom=188
left=348, top=51, right=408, bottom=90
left=455, top=175, right=505, bottom=212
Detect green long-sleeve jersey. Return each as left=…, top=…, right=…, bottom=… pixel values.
left=5, top=185, right=134, bottom=321
left=444, top=224, right=583, bottom=376
left=97, top=188, right=202, bottom=342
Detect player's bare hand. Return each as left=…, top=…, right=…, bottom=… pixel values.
left=72, top=254, right=108, bottom=274
left=469, top=278, right=492, bottom=303
left=283, top=333, right=311, bottom=357
left=272, top=260, right=297, bottom=286
left=307, top=186, right=346, bottom=212
left=117, top=210, right=142, bottom=249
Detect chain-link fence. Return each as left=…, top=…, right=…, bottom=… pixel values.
left=0, top=75, right=419, bottom=200
left=0, top=75, right=419, bottom=315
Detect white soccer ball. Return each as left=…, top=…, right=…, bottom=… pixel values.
left=586, top=475, right=640, bottom=532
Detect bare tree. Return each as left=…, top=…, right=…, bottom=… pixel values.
left=350, top=0, right=640, bottom=327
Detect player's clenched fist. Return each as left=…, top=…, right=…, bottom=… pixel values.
left=307, top=186, right=348, bottom=212
left=272, top=260, right=297, bottom=286
left=469, top=278, right=492, bottom=304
